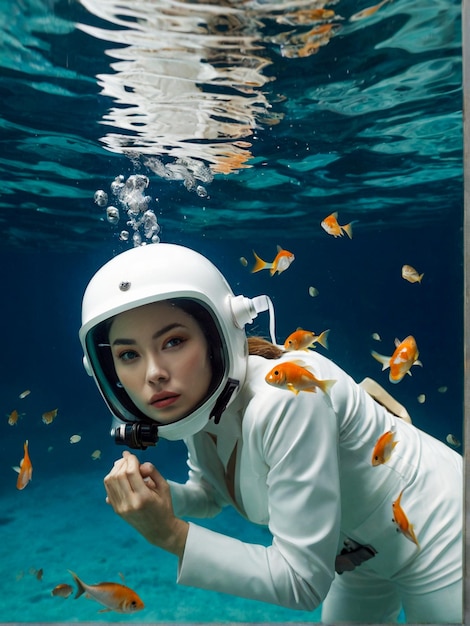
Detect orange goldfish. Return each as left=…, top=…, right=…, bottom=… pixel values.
left=284, top=328, right=330, bottom=351
left=51, top=583, right=74, bottom=598
left=401, top=264, right=424, bottom=284
left=251, top=245, right=295, bottom=276
left=371, top=336, right=422, bottom=383
left=42, top=408, right=58, bottom=425
left=16, top=440, right=33, bottom=490
left=265, top=360, right=336, bottom=395
left=321, top=212, right=354, bottom=239
left=68, top=570, right=144, bottom=613
left=371, top=430, right=398, bottom=466
left=7, top=409, right=22, bottom=426
left=392, top=489, right=419, bottom=548
left=350, top=0, right=391, bottom=21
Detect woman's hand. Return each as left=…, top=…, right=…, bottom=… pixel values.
left=104, top=451, right=188, bottom=558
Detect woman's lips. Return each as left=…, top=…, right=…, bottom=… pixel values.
left=150, top=394, right=179, bottom=409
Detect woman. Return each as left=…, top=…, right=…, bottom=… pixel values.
left=80, top=243, right=462, bottom=623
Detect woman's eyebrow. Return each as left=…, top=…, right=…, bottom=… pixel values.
left=111, top=323, right=187, bottom=346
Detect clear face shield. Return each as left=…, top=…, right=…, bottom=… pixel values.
left=86, top=298, right=229, bottom=449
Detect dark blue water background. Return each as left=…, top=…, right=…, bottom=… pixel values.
left=0, top=0, right=463, bottom=622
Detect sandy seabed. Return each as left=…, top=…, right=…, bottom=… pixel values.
left=0, top=468, right=320, bottom=623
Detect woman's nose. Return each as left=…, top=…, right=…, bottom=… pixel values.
left=145, top=355, right=168, bottom=383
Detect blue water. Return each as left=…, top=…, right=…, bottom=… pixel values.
left=0, top=0, right=463, bottom=623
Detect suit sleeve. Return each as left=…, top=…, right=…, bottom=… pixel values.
left=176, top=389, right=341, bottom=610
left=168, top=438, right=224, bottom=519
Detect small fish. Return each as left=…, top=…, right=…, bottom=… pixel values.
left=446, top=433, right=461, bottom=448
left=321, top=212, right=354, bottom=239
left=19, top=389, right=31, bottom=399
left=371, top=332, right=381, bottom=341
left=70, top=434, right=81, bottom=444
left=417, top=394, right=426, bottom=404
left=251, top=245, right=295, bottom=276
left=371, top=430, right=398, bottom=466
left=392, top=489, right=419, bottom=548
left=16, top=440, right=33, bottom=490
left=239, top=256, right=248, bottom=267
left=42, top=408, right=58, bottom=425
left=350, top=0, right=390, bottom=21
left=265, top=360, right=336, bottom=395
left=438, top=386, right=448, bottom=393
left=91, top=449, right=102, bottom=461
left=284, top=328, right=330, bottom=351
left=29, top=567, right=43, bottom=581
left=68, top=570, right=144, bottom=613
left=7, top=409, right=22, bottom=426
left=308, top=286, right=319, bottom=297
left=401, top=264, right=424, bottom=284
left=51, top=583, right=74, bottom=598
left=371, top=336, right=422, bottom=383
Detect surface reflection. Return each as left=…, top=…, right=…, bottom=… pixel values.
left=77, top=0, right=342, bottom=177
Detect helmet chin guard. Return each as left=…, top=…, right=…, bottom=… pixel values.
left=80, top=243, right=276, bottom=444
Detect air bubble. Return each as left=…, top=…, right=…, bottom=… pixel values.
left=94, top=190, right=108, bottom=207
left=106, top=206, right=119, bottom=224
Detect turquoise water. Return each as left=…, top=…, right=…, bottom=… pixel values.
left=0, top=0, right=463, bottom=622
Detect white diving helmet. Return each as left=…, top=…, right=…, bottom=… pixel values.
left=79, top=243, right=275, bottom=448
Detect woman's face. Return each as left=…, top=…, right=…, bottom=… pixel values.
left=109, top=301, right=213, bottom=424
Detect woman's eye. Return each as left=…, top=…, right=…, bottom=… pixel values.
left=118, top=350, right=139, bottom=362
left=164, top=337, right=184, bottom=349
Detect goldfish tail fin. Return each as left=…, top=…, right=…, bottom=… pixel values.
left=418, top=273, right=424, bottom=283
left=319, top=378, right=337, bottom=395
left=68, top=570, right=85, bottom=599
left=409, top=525, right=420, bottom=549
left=371, top=351, right=391, bottom=370
left=251, top=250, right=270, bottom=274
left=316, top=329, right=330, bottom=350
left=342, top=222, right=354, bottom=239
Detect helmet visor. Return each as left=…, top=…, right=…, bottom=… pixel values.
left=85, top=298, right=227, bottom=424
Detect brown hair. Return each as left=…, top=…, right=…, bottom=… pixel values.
left=247, top=336, right=284, bottom=359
